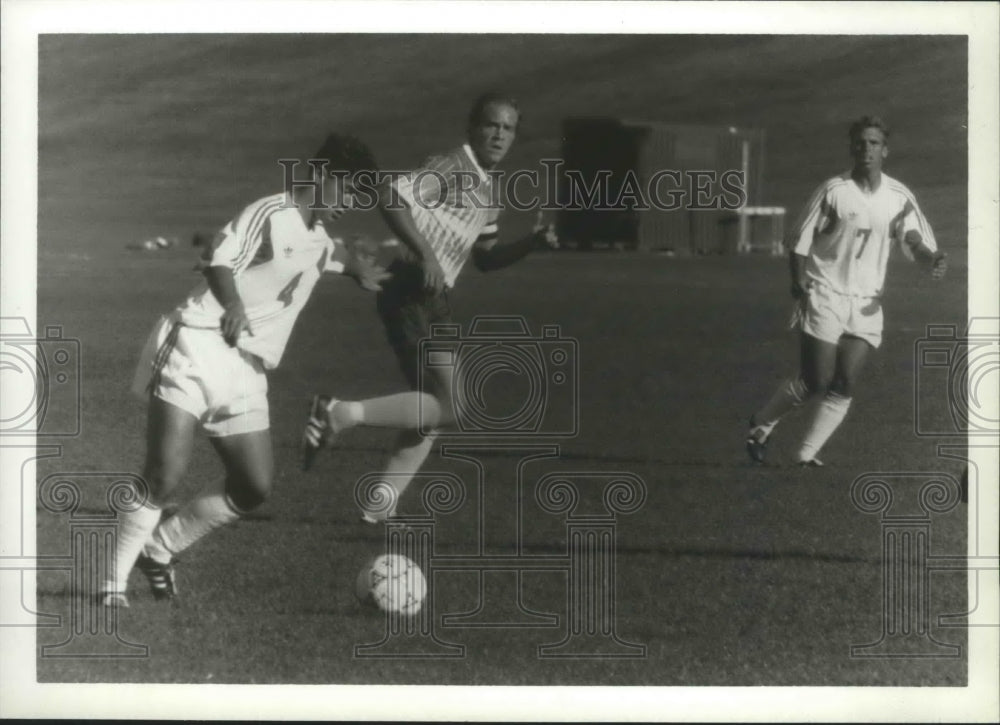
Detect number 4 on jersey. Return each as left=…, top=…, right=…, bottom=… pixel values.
left=277, top=272, right=303, bottom=308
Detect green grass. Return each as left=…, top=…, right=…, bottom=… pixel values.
left=36, top=251, right=968, bottom=685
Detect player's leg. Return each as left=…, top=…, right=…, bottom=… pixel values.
left=359, top=362, right=452, bottom=522
left=103, top=397, right=197, bottom=602
left=746, top=332, right=836, bottom=461
left=143, top=429, right=272, bottom=566
left=304, top=269, right=454, bottom=466
left=354, top=279, right=451, bottom=520
left=139, top=339, right=270, bottom=598
left=302, top=268, right=441, bottom=467
left=324, top=390, right=444, bottom=433
left=797, top=335, right=871, bottom=464
left=361, top=429, right=438, bottom=523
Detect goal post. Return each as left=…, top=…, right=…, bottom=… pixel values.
left=735, top=206, right=786, bottom=256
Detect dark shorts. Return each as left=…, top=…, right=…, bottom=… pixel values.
left=376, top=259, right=451, bottom=392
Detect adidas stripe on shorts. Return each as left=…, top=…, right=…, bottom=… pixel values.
left=131, top=314, right=269, bottom=436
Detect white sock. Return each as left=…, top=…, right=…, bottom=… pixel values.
left=335, top=392, right=442, bottom=431
left=797, top=392, right=852, bottom=462
left=105, top=503, right=162, bottom=594
left=360, top=430, right=437, bottom=520
left=753, top=377, right=810, bottom=436
left=143, top=479, right=240, bottom=563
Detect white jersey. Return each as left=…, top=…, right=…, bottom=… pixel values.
left=792, top=172, right=937, bottom=297
left=176, top=193, right=345, bottom=369
left=392, top=143, right=501, bottom=287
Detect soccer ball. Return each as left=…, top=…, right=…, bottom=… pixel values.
left=355, top=554, right=427, bottom=616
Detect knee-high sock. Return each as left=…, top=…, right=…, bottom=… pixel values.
left=143, top=478, right=241, bottom=564
left=360, top=429, right=437, bottom=521
left=797, top=392, right=852, bottom=462
left=105, top=503, right=162, bottom=593
left=753, top=377, right=810, bottom=436
left=334, top=392, right=442, bottom=431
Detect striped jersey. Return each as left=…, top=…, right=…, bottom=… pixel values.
left=176, top=193, right=347, bottom=368
left=792, top=172, right=937, bottom=297
left=392, top=143, right=501, bottom=287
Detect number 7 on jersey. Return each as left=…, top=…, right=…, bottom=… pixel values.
left=854, top=228, right=872, bottom=259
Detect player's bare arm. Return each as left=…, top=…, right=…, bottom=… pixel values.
left=471, top=227, right=551, bottom=272
left=205, top=264, right=252, bottom=346
left=903, top=229, right=948, bottom=279
left=339, top=244, right=392, bottom=292
left=378, top=195, right=446, bottom=292
left=789, top=251, right=810, bottom=299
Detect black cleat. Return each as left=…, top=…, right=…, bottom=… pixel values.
left=136, top=553, right=178, bottom=601
left=302, top=394, right=333, bottom=471
left=745, top=416, right=770, bottom=464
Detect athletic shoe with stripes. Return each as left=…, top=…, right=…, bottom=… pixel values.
left=302, top=394, right=340, bottom=471
left=135, top=553, right=178, bottom=601
left=302, top=394, right=330, bottom=471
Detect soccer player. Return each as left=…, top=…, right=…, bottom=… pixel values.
left=302, top=92, right=555, bottom=521
left=746, top=116, right=948, bottom=466
left=100, top=134, right=388, bottom=606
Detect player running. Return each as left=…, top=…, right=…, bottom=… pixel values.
left=100, top=134, right=388, bottom=607
left=746, top=116, right=948, bottom=466
left=302, top=92, right=555, bottom=522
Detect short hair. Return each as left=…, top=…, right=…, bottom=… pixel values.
left=467, top=92, right=521, bottom=130
left=312, top=133, right=378, bottom=175
left=848, top=115, right=890, bottom=143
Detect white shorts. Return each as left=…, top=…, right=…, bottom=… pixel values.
left=131, top=315, right=270, bottom=437
left=797, top=282, right=883, bottom=349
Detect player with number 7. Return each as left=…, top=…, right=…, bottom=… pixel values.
left=99, top=134, right=389, bottom=607
left=746, top=115, right=948, bottom=467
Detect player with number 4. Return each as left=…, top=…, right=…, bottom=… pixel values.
left=746, top=115, right=948, bottom=466
left=100, top=134, right=389, bottom=607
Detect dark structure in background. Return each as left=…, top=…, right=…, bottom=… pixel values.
left=557, top=118, right=778, bottom=254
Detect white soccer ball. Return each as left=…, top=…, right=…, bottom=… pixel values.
left=355, top=554, right=427, bottom=616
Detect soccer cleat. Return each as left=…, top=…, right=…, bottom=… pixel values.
left=97, top=591, right=130, bottom=608
left=302, top=394, right=340, bottom=471
left=797, top=458, right=825, bottom=468
left=745, top=416, right=770, bottom=464
left=135, top=553, right=178, bottom=601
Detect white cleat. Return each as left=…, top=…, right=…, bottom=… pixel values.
left=98, top=591, right=130, bottom=608
left=359, top=508, right=397, bottom=525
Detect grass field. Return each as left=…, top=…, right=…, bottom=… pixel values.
left=35, top=249, right=968, bottom=685
left=27, top=32, right=974, bottom=689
